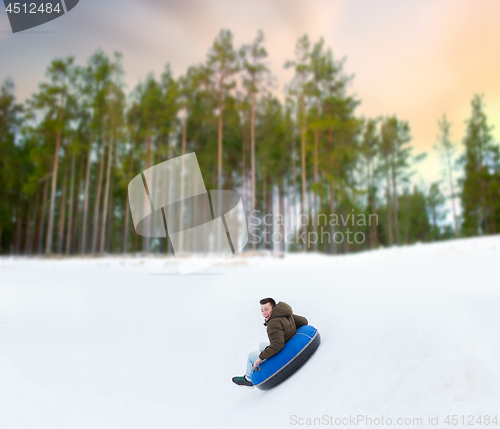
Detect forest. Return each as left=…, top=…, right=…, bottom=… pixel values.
left=0, top=30, right=499, bottom=256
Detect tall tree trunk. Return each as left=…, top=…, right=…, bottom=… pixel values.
left=370, top=163, right=378, bottom=249
left=14, top=205, right=22, bottom=254
left=179, top=129, right=187, bottom=253
left=313, top=125, right=319, bottom=253
left=366, top=158, right=375, bottom=250
left=251, top=90, right=256, bottom=213
left=123, top=141, right=135, bottom=253
left=478, top=155, right=490, bottom=234
left=65, top=151, right=76, bottom=255
left=284, top=178, right=289, bottom=254
left=73, top=154, right=84, bottom=254
left=424, top=209, right=429, bottom=241
left=91, top=125, right=107, bottom=253
left=0, top=110, right=6, bottom=143
left=342, top=208, right=349, bottom=254
left=445, top=145, right=459, bottom=238
left=384, top=155, right=393, bottom=245
left=262, top=169, right=266, bottom=251
left=182, top=113, right=187, bottom=156
left=106, top=173, right=114, bottom=252
left=57, top=165, right=68, bottom=254
left=28, top=187, right=40, bottom=254
left=313, top=94, right=320, bottom=252
left=144, top=134, right=153, bottom=253
left=23, top=200, right=32, bottom=255
left=292, top=130, right=297, bottom=252
left=328, top=131, right=336, bottom=254
left=155, top=133, right=163, bottom=165
left=266, top=183, right=273, bottom=252
left=487, top=180, right=496, bottom=234
left=146, top=134, right=153, bottom=170
left=432, top=206, right=437, bottom=240
left=279, top=182, right=285, bottom=254
left=81, top=132, right=93, bottom=253
left=133, top=221, right=139, bottom=253
left=329, top=180, right=336, bottom=254
left=314, top=97, right=320, bottom=187
left=250, top=93, right=257, bottom=249
left=242, top=112, right=247, bottom=213
left=478, top=149, right=488, bottom=234
left=38, top=177, right=50, bottom=254
left=45, top=97, right=65, bottom=254
left=100, top=116, right=115, bottom=253
left=391, top=164, right=399, bottom=245
left=300, top=80, right=307, bottom=249
left=217, top=72, right=224, bottom=191
left=405, top=190, right=410, bottom=244
left=123, top=195, right=130, bottom=253
left=215, top=73, right=225, bottom=256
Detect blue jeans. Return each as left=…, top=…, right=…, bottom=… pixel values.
left=245, top=342, right=269, bottom=381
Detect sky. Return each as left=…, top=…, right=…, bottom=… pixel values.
left=1, top=0, right=500, bottom=192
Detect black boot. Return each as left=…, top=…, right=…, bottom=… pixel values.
left=232, top=376, right=254, bottom=387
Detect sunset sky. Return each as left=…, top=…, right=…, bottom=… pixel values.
left=1, top=0, right=499, bottom=188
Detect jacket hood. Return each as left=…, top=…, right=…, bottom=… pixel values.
left=264, top=301, right=292, bottom=325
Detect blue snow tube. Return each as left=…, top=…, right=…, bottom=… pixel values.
left=251, top=325, right=321, bottom=390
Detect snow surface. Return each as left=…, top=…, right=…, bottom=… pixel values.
left=1, top=236, right=500, bottom=428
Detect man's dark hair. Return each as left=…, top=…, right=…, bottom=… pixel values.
left=260, top=298, right=276, bottom=308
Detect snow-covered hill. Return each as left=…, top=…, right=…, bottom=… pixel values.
left=1, top=236, right=500, bottom=429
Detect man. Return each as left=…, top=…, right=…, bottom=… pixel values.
left=232, top=297, right=308, bottom=387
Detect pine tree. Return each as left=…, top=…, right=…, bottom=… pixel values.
left=460, top=95, right=497, bottom=236
left=29, top=57, right=77, bottom=254
left=240, top=30, right=269, bottom=217
left=285, top=35, right=311, bottom=248
left=0, top=79, right=23, bottom=253
left=381, top=116, right=422, bottom=246
left=361, top=118, right=380, bottom=248
left=427, top=182, right=446, bottom=241
left=207, top=29, right=239, bottom=191
left=434, top=114, right=459, bottom=237
left=100, top=78, right=125, bottom=253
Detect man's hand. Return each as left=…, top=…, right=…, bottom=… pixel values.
left=253, top=358, right=262, bottom=370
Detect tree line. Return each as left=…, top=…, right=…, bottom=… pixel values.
left=0, top=30, right=499, bottom=256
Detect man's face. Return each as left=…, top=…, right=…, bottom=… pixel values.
left=261, top=303, right=273, bottom=321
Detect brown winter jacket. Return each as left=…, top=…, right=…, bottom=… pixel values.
left=259, top=302, right=308, bottom=360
